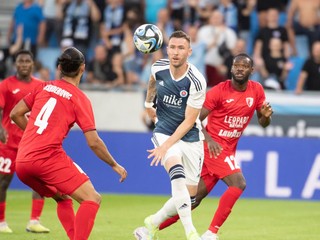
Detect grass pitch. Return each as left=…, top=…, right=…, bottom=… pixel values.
left=3, top=190, right=320, bottom=240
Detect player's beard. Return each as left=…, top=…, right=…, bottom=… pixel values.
left=231, top=72, right=248, bottom=85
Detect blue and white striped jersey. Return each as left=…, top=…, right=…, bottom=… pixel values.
left=151, top=59, right=207, bottom=142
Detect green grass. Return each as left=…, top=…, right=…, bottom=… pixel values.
left=3, top=190, right=320, bottom=240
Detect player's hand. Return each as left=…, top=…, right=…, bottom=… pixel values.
left=207, top=139, right=223, bottom=159
left=112, top=164, right=128, bottom=183
left=0, top=127, right=8, bottom=144
left=147, top=145, right=167, bottom=166
left=260, top=102, right=273, bottom=118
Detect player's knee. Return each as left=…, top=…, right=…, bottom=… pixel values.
left=236, top=180, right=246, bottom=191
left=169, top=164, right=185, bottom=181
left=91, top=191, right=101, bottom=204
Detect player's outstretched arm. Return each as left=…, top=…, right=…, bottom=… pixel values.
left=10, top=99, right=30, bottom=130
left=84, top=130, right=127, bottom=182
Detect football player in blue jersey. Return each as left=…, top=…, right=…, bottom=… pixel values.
left=134, top=30, right=207, bottom=240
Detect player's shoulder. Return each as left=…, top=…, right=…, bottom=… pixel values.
left=152, top=59, right=170, bottom=68
left=248, top=80, right=264, bottom=91
left=187, top=63, right=207, bottom=90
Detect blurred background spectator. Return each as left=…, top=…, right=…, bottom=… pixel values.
left=286, top=0, right=320, bottom=58
left=60, top=0, right=101, bottom=58
left=100, top=0, right=125, bottom=55
left=86, top=44, right=125, bottom=89
left=0, top=25, right=23, bottom=80
left=0, top=0, right=319, bottom=94
left=197, top=9, right=237, bottom=87
left=295, top=41, right=320, bottom=94
left=7, top=0, right=46, bottom=58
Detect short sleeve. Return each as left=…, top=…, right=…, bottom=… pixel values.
left=187, top=65, right=207, bottom=109
left=74, top=94, right=96, bottom=132
left=203, top=86, right=220, bottom=111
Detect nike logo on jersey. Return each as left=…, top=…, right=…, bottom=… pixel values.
left=12, top=89, right=20, bottom=94
left=226, top=99, right=234, bottom=103
left=159, top=81, right=164, bottom=86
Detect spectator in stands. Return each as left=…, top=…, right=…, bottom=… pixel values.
left=295, top=41, right=320, bottom=94
left=197, top=9, right=237, bottom=87
left=185, top=0, right=199, bottom=26
left=217, top=38, right=247, bottom=80
left=196, top=1, right=215, bottom=27
left=100, top=0, right=125, bottom=55
left=256, top=0, right=288, bottom=28
left=168, top=0, right=185, bottom=30
left=142, top=0, right=168, bottom=25
left=253, top=7, right=291, bottom=75
left=60, top=0, right=101, bottom=57
left=156, top=8, right=175, bottom=56
left=217, top=0, right=238, bottom=33
left=37, top=0, right=63, bottom=47
left=86, top=44, right=125, bottom=89
left=187, top=24, right=206, bottom=75
left=286, top=0, right=320, bottom=56
left=235, top=0, right=256, bottom=53
left=0, top=25, right=23, bottom=80
left=7, top=0, right=46, bottom=58
left=121, top=7, right=145, bottom=88
left=258, top=38, right=291, bottom=90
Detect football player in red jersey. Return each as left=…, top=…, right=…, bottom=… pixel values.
left=151, top=53, right=274, bottom=240
left=0, top=50, right=49, bottom=233
left=10, top=47, right=127, bottom=240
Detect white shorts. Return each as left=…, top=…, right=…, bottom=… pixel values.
left=152, top=133, right=204, bottom=185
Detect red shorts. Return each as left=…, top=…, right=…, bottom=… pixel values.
left=16, top=152, right=89, bottom=198
left=0, top=147, right=17, bottom=174
left=201, top=147, right=241, bottom=192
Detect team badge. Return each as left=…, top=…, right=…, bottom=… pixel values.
left=180, top=90, right=188, bottom=97
left=246, top=97, right=253, bottom=107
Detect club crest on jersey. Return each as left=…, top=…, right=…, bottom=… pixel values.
left=180, top=90, right=188, bottom=97
left=246, top=97, right=253, bottom=107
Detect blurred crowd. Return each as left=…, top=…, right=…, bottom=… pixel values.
left=1, top=0, right=320, bottom=94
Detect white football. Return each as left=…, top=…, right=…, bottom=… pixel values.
left=133, top=24, right=163, bottom=54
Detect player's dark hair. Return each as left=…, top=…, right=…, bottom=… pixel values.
left=58, top=47, right=85, bottom=77
left=169, top=30, right=191, bottom=45
left=233, top=53, right=253, bottom=67
left=14, top=50, right=34, bottom=62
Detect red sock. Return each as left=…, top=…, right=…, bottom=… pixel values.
left=159, top=214, right=180, bottom=230
left=74, top=201, right=100, bottom=240
left=30, top=199, right=45, bottom=221
left=57, top=199, right=75, bottom=240
left=0, top=202, right=5, bottom=222
left=209, top=187, right=243, bottom=233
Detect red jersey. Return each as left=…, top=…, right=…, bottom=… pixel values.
left=203, top=80, right=265, bottom=152
left=0, top=76, right=43, bottom=150
left=16, top=79, right=96, bottom=161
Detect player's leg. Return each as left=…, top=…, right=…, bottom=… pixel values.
left=202, top=171, right=245, bottom=240
left=158, top=163, right=219, bottom=230
left=70, top=180, right=101, bottom=240
left=26, top=190, right=50, bottom=233
left=52, top=194, right=75, bottom=240
left=0, top=173, right=14, bottom=233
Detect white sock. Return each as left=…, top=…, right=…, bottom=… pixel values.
left=171, top=177, right=195, bottom=236
left=152, top=198, right=177, bottom=226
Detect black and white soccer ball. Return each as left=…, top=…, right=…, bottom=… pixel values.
left=133, top=24, right=163, bottom=54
